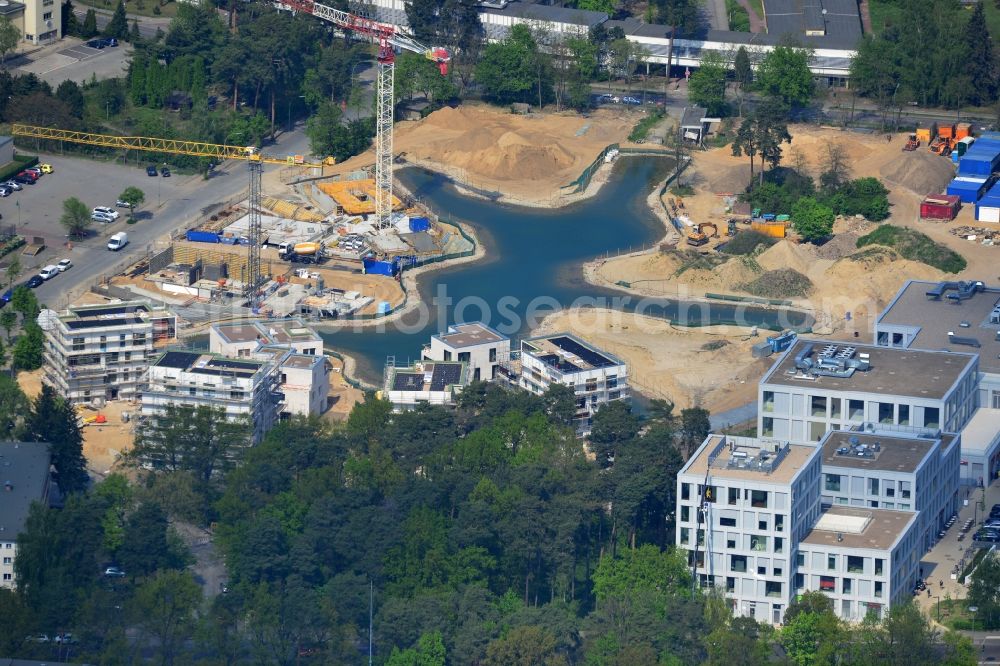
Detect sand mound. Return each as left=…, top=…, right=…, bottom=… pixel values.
left=879, top=151, right=955, bottom=195
left=756, top=240, right=814, bottom=274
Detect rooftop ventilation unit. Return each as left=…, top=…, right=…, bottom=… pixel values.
left=948, top=331, right=982, bottom=348
left=946, top=281, right=985, bottom=303
left=927, top=281, right=961, bottom=300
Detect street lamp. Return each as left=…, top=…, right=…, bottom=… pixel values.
left=970, top=605, right=979, bottom=633
left=933, top=594, right=941, bottom=621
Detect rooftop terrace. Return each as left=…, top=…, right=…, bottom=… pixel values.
left=820, top=430, right=942, bottom=474
left=153, top=350, right=267, bottom=378
left=521, top=333, right=623, bottom=374
left=682, top=434, right=818, bottom=484
left=763, top=338, right=976, bottom=399
left=388, top=361, right=466, bottom=393
left=213, top=318, right=321, bottom=346
left=801, top=506, right=917, bottom=551
left=434, top=323, right=507, bottom=349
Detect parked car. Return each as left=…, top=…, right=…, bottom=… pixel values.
left=103, top=566, right=126, bottom=578
left=91, top=211, right=115, bottom=224
left=15, top=171, right=37, bottom=184
left=0, top=186, right=10, bottom=197
left=39, top=265, right=59, bottom=281
left=1, top=288, right=11, bottom=303
left=54, top=633, right=77, bottom=644
left=2, top=180, right=21, bottom=191
left=56, top=258, right=73, bottom=272
left=93, top=206, right=120, bottom=220
left=146, top=165, right=158, bottom=176
left=87, top=38, right=106, bottom=49
left=115, top=198, right=131, bottom=208
left=160, top=166, right=171, bottom=177
left=597, top=94, right=616, bottom=104
left=38, top=163, right=53, bottom=174
left=25, top=275, right=43, bottom=289
left=25, top=634, right=50, bottom=643
left=105, top=38, right=118, bottom=47
left=621, top=96, right=642, bottom=105
left=107, top=232, right=128, bottom=251
left=25, top=167, right=43, bottom=177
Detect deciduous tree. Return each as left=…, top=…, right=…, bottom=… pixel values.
left=688, top=51, right=728, bottom=117
left=755, top=45, right=814, bottom=109
left=792, top=196, right=835, bottom=243
left=60, top=196, right=91, bottom=239
left=0, top=17, right=20, bottom=65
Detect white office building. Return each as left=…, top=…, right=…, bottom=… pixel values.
left=758, top=339, right=979, bottom=443
left=676, top=434, right=822, bottom=624
left=958, top=408, right=1000, bottom=487
left=508, top=332, right=628, bottom=434
left=39, top=301, right=177, bottom=405
left=422, top=322, right=510, bottom=382
left=796, top=506, right=921, bottom=622
left=818, top=429, right=960, bottom=551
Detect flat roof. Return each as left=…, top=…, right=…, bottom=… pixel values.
left=0, top=442, right=49, bottom=538
left=388, top=361, right=466, bottom=392
left=435, top=322, right=507, bottom=349
left=763, top=0, right=862, bottom=49
left=820, top=431, right=937, bottom=474
left=876, top=280, right=1000, bottom=374
left=961, top=408, right=1000, bottom=456
left=213, top=318, right=320, bottom=345
left=680, top=106, right=708, bottom=128
left=682, top=434, right=818, bottom=485
left=281, top=354, right=322, bottom=370
left=762, top=338, right=976, bottom=400
left=484, top=0, right=607, bottom=26
left=153, top=350, right=266, bottom=378
left=801, top=506, right=917, bottom=551
left=522, top=332, right=623, bottom=373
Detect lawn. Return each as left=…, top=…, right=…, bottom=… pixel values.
left=868, top=0, right=998, bottom=37
left=747, top=0, right=764, bottom=22
left=76, top=0, right=179, bottom=19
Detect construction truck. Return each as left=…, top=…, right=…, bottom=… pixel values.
left=279, top=241, right=324, bottom=264
left=930, top=137, right=953, bottom=156
left=903, top=133, right=919, bottom=151
left=687, top=222, right=719, bottom=247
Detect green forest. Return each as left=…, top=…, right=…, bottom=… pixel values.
left=0, top=375, right=988, bottom=664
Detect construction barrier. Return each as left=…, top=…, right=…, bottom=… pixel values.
left=562, top=143, right=620, bottom=194
left=704, top=292, right=794, bottom=307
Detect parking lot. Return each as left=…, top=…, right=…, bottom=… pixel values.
left=12, top=38, right=132, bottom=85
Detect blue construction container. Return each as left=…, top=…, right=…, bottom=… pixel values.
left=947, top=177, right=991, bottom=202
left=377, top=301, right=391, bottom=315
left=186, top=229, right=220, bottom=243
left=958, top=156, right=996, bottom=177
left=408, top=216, right=430, bottom=232
left=363, top=257, right=399, bottom=276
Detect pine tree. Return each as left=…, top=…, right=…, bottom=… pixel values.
left=966, top=1, right=997, bottom=105
left=82, top=9, right=97, bottom=39
left=734, top=46, right=752, bottom=89
left=129, top=18, right=140, bottom=43
left=105, top=0, right=128, bottom=40
left=27, top=385, right=89, bottom=494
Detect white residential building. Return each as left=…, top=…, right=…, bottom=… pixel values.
left=509, top=333, right=628, bottom=434
left=0, top=442, right=50, bottom=589
left=258, top=346, right=330, bottom=418
left=818, top=429, right=960, bottom=551
left=383, top=360, right=468, bottom=410
left=422, top=322, right=510, bottom=382
left=796, top=506, right=921, bottom=622
left=141, top=350, right=281, bottom=445
left=758, top=339, right=979, bottom=443
left=209, top=318, right=323, bottom=358
left=676, top=434, right=823, bottom=624
left=39, top=301, right=177, bottom=405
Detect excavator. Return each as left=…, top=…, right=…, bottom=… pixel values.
left=687, top=222, right=719, bottom=247
left=902, top=133, right=919, bottom=151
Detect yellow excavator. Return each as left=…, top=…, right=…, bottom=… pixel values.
left=687, top=222, right=719, bottom=247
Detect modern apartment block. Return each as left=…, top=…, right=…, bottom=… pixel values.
left=209, top=318, right=323, bottom=358
left=255, top=345, right=330, bottom=418
left=676, top=434, right=823, bottom=624
left=959, top=408, right=1000, bottom=487
left=141, top=350, right=281, bottom=445
left=22, top=0, right=59, bottom=44
left=507, top=332, right=628, bottom=434
left=758, top=338, right=979, bottom=443
left=383, top=360, right=468, bottom=409
left=818, top=429, right=960, bottom=551
left=795, top=506, right=920, bottom=622
left=0, top=442, right=51, bottom=589
left=422, top=322, right=510, bottom=382
left=875, top=280, right=1000, bottom=408
left=40, top=301, right=177, bottom=404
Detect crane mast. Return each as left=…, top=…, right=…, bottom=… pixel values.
left=277, top=0, right=449, bottom=230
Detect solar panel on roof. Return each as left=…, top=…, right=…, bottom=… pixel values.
left=157, top=351, right=200, bottom=369
left=76, top=305, right=149, bottom=317
left=393, top=372, right=425, bottom=391
left=430, top=363, right=461, bottom=390
left=209, top=358, right=263, bottom=370
left=65, top=317, right=145, bottom=330
left=548, top=336, right=614, bottom=368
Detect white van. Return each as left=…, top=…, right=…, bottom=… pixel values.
left=107, top=232, right=128, bottom=251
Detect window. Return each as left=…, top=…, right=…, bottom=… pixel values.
left=489, top=347, right=497, bottom=363
left=585, top=379, right=597, bottom=392
left=758, top=519, right=768, bottom=531
left=728, top=487, right=739, bottom=505
left=811, top=395, right=827, bottom=417
left=874, top=581, right=883, bottom=598
left=751, top=535, right=768, bottom=551
left=775, top=515, right=785, bottom=532
left=828, top=555, right=837, bottom=570
left=680, top=505, right=690, bottom=522
left=763, top=390, right=775, bottom=412
left=444, top=350, right=452, bottom=361
left=831, top=399, right=842, bottom=419
left=727, top=537, right=736, bottom=549
left=680, top=528, right=690, bottom=544
left=875, top=559, right=884, bottom=576
left=697, top=529, right=705, bottom=546
left=720, top=517, right=736, bottom=527
left=2, top=573, right=10, bottom=581
left=731, top=555, right=747, bottom=573
left=993, top=390, right=1000, bottom=409
left=899, top=405, right=910, bottom=425
left=702, top=485, right=717, bottom=503
left=868, top=478, right=880, bottom=495
left=878, top=402, right=893, bottom=424
left=762, top=417, right=774, bottom=436
left=886, top=484, right=895, bottom=497
left=189, top=387, right=196, bottom=396
left=819, top=576, right=836, bottom=591
left=796, top=552, right=805, bottom=566
left=2, top=557, right=9, bottom=564
left=848, top=399, right=864, bottom=421
left=847, top=556, right=864, bottom=574
left=825, top=474, right=842, bottom=492
left=681, top=483, right=690, bottom=501
left=758, top=565, right=767, bottom=575
left=765, top=581, right=782, bottom=597
left=726, top=577, right=735, bottom=592
left=795, top=573, right=805, bottom=590
left=775, top=537, right=784, bottom=553
left=924, top=407, right=940, bottom=429
left=751, top=490, right=768, bottom=508
left=843, top=578, right=852, bottom=594
left=458, top=352, right=470, bottom=363
left=774, top=566, right=782, bottom=576
left=869, top=500, right=879, bottom=508
left=900, top=482, right=911, bottom=499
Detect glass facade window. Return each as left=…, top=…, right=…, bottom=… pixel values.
left=825, top=474, right=841, bottom=492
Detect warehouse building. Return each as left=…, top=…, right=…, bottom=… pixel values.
left=758, top=338, right=979, bottom=443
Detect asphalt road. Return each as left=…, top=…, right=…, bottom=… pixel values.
left=11, top=126, right=312, bottom=309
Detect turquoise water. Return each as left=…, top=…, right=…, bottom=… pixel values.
left=322, top=158, right=811, bottom=384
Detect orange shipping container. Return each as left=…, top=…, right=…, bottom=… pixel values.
left=751, top=221, right=787, bottom=238
left=956, top=122, right=973, bottom=140
left=938, top=123, right=956, bottom=140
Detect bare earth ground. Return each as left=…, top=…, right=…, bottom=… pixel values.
left=323, top=354, right=365, bottom=420
left=328, top=104, right=637, bottom=206
left=533, top=309, right=771, bottom=413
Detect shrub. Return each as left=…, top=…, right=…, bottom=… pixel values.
left=856, top=225, right=967, bottom=273
left=740, top=269, right=813, bottom=298
left=792, top=197, right=835, bottom=243
left=720, top=230, right=776, bottom=255
left=628, top=109, right=665, bottom=142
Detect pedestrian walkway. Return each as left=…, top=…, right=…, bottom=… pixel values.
left=914, top=481, right=1000, bottom=621
left=734, top=0, right=766, bottom=32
